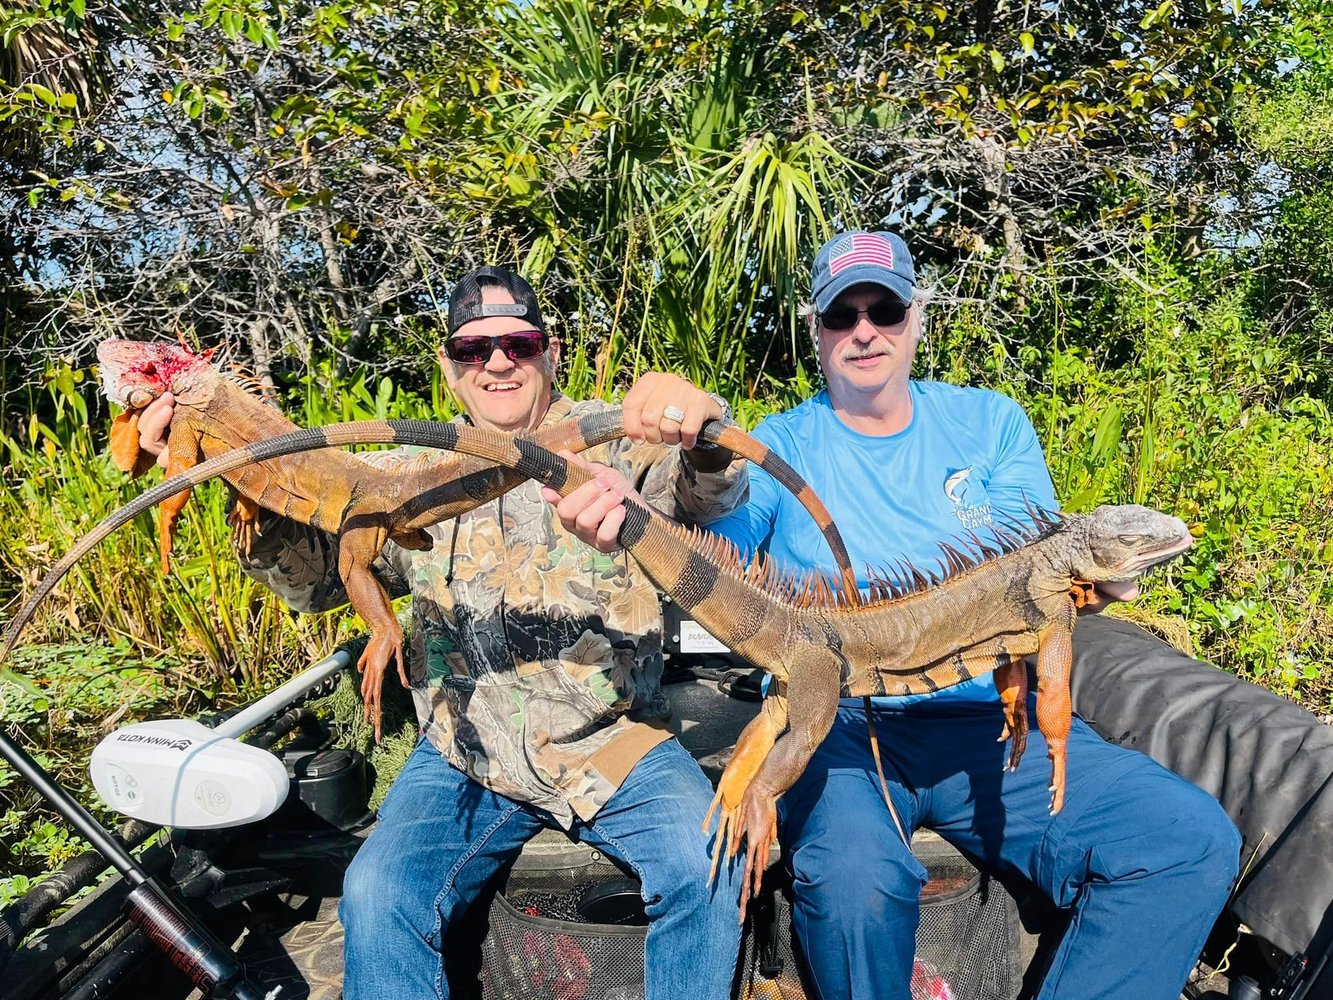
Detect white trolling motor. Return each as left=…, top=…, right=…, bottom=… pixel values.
left=91, top=718, right=288, bottom=830
left=89, top=648, right=351, bottom=830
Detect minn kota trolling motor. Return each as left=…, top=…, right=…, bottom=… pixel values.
left=4, top=647, right=353, bottom=998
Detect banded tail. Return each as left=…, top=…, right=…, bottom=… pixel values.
left=1, top=416, right=854, bottom=666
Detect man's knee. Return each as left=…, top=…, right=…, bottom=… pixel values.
left=1161, top=787, right=1242, bottom=888
left=1097, top=773, right=1242, bottom=895
left=342, top=847, right=394, bottom=929
left=649, top=840, right=740, bottom=923
left=790, top=832, right=926, bottom=919
left=341, top=844, right=445, bottom=939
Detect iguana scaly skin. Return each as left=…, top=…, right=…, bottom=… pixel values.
left=4, top=418, right=1190, bottom=917
left=14, top=352, right=856, bottom=738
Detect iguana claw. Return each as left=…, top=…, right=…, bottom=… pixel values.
left=703, top=787, right=738, bottom=883
left=738, top=790, right=777, bottom=923
left=706, top=712, right=778, bottom=859
left=226, top=512, right=257, bottom=558
left=1047, top=748, right=1068, bottom=813
left=997, top=713, right=1030, bottom=772
left=995, top=658, right=1030, bottom=772
left=703, top=783, right=777, bottom=924
left=226, top=496, right=263, bottom=558
left=704, top=708, right=784, bottom=921
left=357, top=628, right=408, bottom=742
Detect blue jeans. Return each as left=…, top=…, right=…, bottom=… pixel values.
left=781, top=698, right=1242, bottom=1000
left=341, top=736, right=742, bottom=1000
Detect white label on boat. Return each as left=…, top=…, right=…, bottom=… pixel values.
left=678, top=620, right=730, bottom=654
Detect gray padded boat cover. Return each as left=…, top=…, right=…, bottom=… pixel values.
left=1070, top=615, right=1333, bottom=958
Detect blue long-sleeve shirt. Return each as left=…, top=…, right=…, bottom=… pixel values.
left=708, top=381, right=1058, bottom=706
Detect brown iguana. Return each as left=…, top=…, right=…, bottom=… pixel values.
left=19, top=342, right=857, bottom=738
left=3, top=418, right=1193, bottom=916
left=326, top=427, right=1192, bottom=910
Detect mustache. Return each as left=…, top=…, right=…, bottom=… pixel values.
left=841, top=344, right=895, bottom=362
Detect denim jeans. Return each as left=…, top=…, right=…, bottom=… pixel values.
left=341, top=736, right=742, bottom=1000
left=780, top=698, right=1242, bottom=1000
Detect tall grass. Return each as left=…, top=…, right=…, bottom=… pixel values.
left=0, top=359, right=443, bottom=887
left=935, top=268, right=1333, bottom=703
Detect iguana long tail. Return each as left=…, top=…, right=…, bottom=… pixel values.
left=0, top=416, right=878, bottom=907
left=1, top=415, right=855, bottom=664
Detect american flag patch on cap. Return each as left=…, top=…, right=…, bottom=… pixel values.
left=829, top=233, right=895, bottom=276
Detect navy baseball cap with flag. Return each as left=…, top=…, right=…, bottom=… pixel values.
left=811, top=230, right=916, bottom=313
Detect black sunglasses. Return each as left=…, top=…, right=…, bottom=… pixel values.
left=819, top=299, right=909, bottom=331
left=444, top=331, right=549, bottom=365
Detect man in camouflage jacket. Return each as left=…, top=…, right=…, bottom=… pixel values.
left=139, top=266, right=747, bottom=999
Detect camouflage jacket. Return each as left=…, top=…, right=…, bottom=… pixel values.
left=238, top=393, right=747, bottom=825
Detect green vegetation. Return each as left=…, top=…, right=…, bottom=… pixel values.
left=0, top=0, right=1331, bottom=897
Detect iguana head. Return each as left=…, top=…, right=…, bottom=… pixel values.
left=1066, top=504, right=1193, bottom=582
left=97, top=338, right=215, bottom=410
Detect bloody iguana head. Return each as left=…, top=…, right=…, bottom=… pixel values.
left=97, top=338, right=216, bottom=410
left=97, top=338, right=216, bottom=476
left=1065, top=504, right=1194, bottom=583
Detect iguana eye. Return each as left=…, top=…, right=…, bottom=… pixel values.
left=1116, top=534, right=1143, bottom=546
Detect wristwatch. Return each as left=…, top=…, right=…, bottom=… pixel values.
left=695, top=393, right=732, bottom=450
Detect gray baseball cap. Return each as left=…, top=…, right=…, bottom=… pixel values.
left=811, top=231, right=915, bottom=313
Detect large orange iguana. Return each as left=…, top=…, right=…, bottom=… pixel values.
left=26, top=344, right=857, bottom=738
left=4, top=418, right=1193, bottom=916
left=309, top=427, right=1192, bottom=911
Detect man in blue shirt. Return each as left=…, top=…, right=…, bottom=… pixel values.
left=702, top=231, right=1241, bottom=999
left=552, top=230, right=1241, bottom=999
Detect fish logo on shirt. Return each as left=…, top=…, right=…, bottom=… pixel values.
left=944, top=468, right=973, bottom=505
left=943, top=467, right=994, bottom=529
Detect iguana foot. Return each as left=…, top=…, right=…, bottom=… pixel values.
left=704, top=788, right=741, bottom=886
left=1047, top=740, right=1068, bottom=814
left=997, top=710, right=1029, bottom=772
left=995, top=658, right=1030, bottom=772
left=1069, top=578, right=1097, bottom=609
left=737, top=788, right=778, bottom=924
left=358, top=631, right=407, bottom=742
left=705, top=783, right=778, bottom=924
left=227, top=512, right=260, bottom=557
left=227, top=496, right=263, bottom=557
left=704, top=713, right=780, bottom=883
